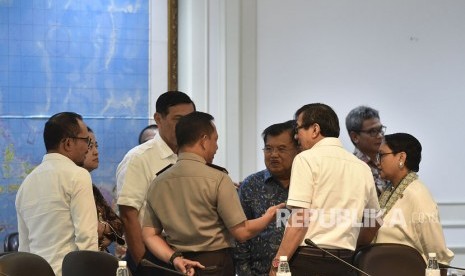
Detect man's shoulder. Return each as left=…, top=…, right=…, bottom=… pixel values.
left=206, top=163, right=229, bottom=174
left=242, top=170, right=268, bottom=186
left=156, top=164, right=173, bottom=176
left=118, top=141, right=166, bottom=166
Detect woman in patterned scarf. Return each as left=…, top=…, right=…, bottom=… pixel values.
left=83, top=127, right=125, bottom=253
left=375, top=133, right=453, bottom=265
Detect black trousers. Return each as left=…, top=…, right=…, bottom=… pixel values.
left=183, top=248, right=235, bottom=276
left=289, top=246, right=356, bottom=276
left=128, top=248, right=234, bottom=276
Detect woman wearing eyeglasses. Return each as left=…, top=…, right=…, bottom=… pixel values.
left=375, top=133, right=454, bottom=265
left=83, top=127, right=126, bottom=253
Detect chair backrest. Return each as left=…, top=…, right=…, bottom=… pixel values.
left=62, top=250, right=121, bottom=276
left=3, top=232, right=19, bottom=252
left=353, top=243, right=426, bottom=276
left=0, top=251, right=55, bottom=276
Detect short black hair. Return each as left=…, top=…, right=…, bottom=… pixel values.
left=156, top=91, right=196, bottom=117
left=262, top=120, right=298, bottom=148
left=44, top=112, right=83, bottom=151
left=295, top=103, right=340, bottom=137
left=176, top=112, right=215, bottom=148
left=384, top=133, right=422, bottom=172
left=138, top=124, right=158, bottom=144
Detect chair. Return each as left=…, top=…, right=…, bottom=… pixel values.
left=0, top=251, right=55, bottom=276
left=3, top=232, right=19, bottom=252
left=353, top=243, right=426, bottom=276
left=62, top=250, right=125, bottom=276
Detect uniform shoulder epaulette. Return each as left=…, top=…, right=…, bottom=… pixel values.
left=156, top=164, right=173, bottom=176
left=207, top=163, right=229, bottom=174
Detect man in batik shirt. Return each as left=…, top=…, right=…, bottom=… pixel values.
left=346, top=105, right=389, bottom=196
left=234, top=120, right=299, bottom=275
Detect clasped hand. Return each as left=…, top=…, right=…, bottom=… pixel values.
left=173, top=257, right=205, bottom=276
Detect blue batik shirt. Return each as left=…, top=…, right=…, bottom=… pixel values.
left=234, top=169, right=290, bottom=276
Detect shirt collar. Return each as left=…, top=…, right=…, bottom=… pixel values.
left=354, top=147, right=374, bottom=164
left=177, top=152, right=207, bottom=164
left=263, top=169, right=273, bottom=182
left=154, top=133, right=177, bottom=160
left=312, top=137, right=343, bottom=148
left=43, top=152, right=76, bottom=164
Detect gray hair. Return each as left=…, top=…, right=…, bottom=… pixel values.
left=345, top=106, right=380, bottom=133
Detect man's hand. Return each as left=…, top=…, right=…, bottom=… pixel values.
left=173, top=257, right=205, bottom=276
left=264, top=202, right=286, bottom=221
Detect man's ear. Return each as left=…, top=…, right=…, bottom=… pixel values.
left=312, top=123, right=321, bottom=138
left=349, top=131, right=359, bottom=144
left=199, top=135, right=208, bottom=150
left=61, top=138, right=72, bottom=152
left=154, top=112, right=162, bottom=125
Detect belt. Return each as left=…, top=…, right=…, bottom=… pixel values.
left=296, top=246, right=354, bottom=259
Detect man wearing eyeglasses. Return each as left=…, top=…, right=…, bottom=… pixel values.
left=345, top=105, right=389, bottom=197
left=16, top=112, right=98, bottom=276
left=270, top=103, right=379, bottom=276
left=234, top=120, right=299, bottom=276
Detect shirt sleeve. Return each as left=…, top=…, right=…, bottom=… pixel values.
left=365, top=169, right=381, bottom=211
left=217, top=174, right=247, bottom=228
left=142, top=199, right=162, bottom=229
left=414, top=191, right=454, bottom=264
left=287, top=154, right=314, bottom=209
left=116, top=154, right=151, bottom=211
left=71, top=169, right=98, bottom=250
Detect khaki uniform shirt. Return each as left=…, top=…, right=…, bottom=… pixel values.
left=143, top=152, right=246, bottom=252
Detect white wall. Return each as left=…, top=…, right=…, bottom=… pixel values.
left=256, top=0, right=465, bottom=200
left=149, top=0, right=168, bottom=120
left=179, top=0, right=465, bottom=266
left=254, top=0, right=465, bottom=266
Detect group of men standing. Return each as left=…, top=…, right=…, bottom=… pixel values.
left=15, top=90, right=386, bottom=276
left=115, top=93, right=383, bottom=276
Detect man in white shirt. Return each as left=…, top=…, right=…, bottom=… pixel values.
left=16, top=112, right=98, bottom=276
left=116, top=91, right=195, bottom=275
left=270, top=103, right=380, bottom=276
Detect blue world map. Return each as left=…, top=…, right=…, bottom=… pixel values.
left=0, top=0, right=150, bottom=245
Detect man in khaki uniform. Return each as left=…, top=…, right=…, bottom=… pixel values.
left=142, top=111, right=284, bottom=276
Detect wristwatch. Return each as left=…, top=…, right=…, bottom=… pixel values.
left=169, top=251, right=183, bottom=266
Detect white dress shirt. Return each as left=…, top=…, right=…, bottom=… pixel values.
left=287, top=138, right=380, bottom=250
left=16, top=153, right=98, bottom=276
left=116, top=133, right=177, bottom=224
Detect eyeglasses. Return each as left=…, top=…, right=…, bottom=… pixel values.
left=359, top=125, right=386, bottom=137
left=376, top=151, right=396, bottom=163
left=88, top=141, right=98, bottom=150
left=294, top=124, right=304, bottom=134
left=70, top=136, right=91, bottom=147
left=262, top=146, right=295, bottom=155
left=295, top=123, right=310, bottom=134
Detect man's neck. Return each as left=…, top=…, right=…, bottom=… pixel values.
left=273, top=174, right=291, bottom=189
